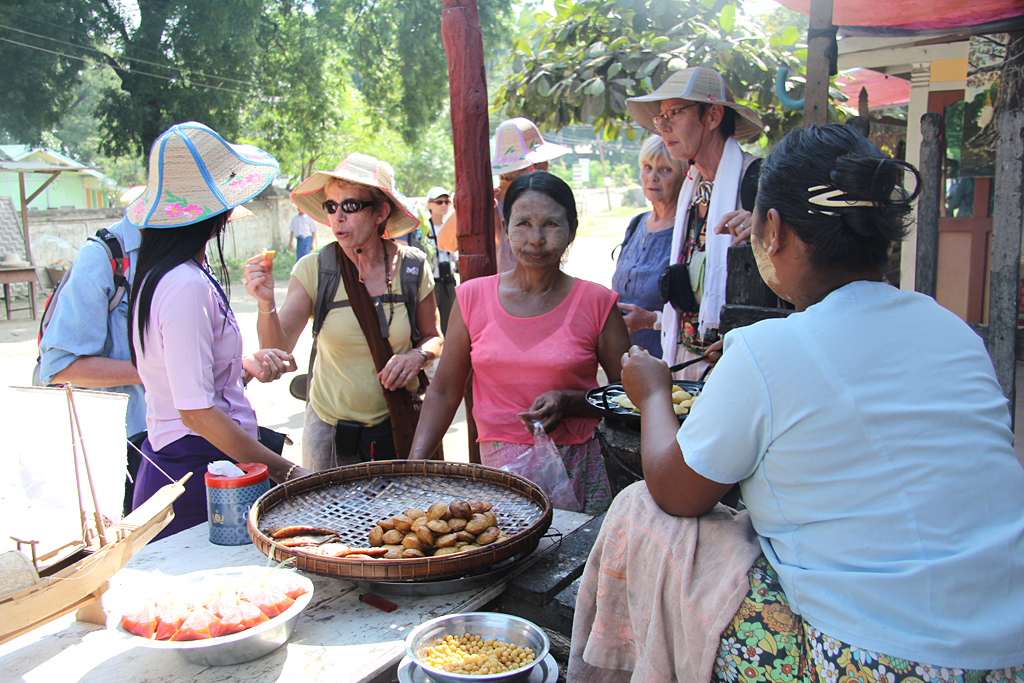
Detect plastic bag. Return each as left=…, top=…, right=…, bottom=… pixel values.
left=500, top=421, right=581, bottom=512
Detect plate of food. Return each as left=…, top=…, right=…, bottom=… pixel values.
left=115, top=566, right=313, bottom=666
left=585, top=380, right=704, bottom=430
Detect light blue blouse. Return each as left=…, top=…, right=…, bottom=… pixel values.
left=679, top=281, right=1024, bottom=668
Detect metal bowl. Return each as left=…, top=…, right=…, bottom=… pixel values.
left=117, top=566, right=314, bottom=666
left=405, top=612, right=550, bottom=683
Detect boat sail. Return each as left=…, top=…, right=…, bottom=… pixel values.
left=0, top=385, right=187, bottom=645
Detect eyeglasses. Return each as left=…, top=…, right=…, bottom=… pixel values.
left=651, top=103, right=700, bottom=130
left=430, top=199, right=451, bottom=205
left=322, top=198, right=377, bottom=215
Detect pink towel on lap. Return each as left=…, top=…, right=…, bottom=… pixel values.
left=568, top=482, right=761, bottom=683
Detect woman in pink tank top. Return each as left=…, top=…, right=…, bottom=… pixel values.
left=409, top=171, right=631, bottom=513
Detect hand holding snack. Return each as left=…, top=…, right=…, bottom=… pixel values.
left=243, top=251, right=277, bottom=308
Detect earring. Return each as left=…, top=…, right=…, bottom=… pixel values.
left=767, top=244, right=774, bottom=254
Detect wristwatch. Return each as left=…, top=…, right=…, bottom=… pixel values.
left=413, top=347, right=429, bottom=367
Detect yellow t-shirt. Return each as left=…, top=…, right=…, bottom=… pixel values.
left=292, top=244, right=435, bottom=427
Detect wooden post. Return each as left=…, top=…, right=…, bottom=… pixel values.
left=804, top=0, right=834, bottom=126
left=725, top=244, right=776, bottom=308
left=442, top=0, right=492, bottom=464
left=915, top=112, right=943, bottom=298
left=442, top=0, right=495, bottom=282
left=989, top=110, right=1024, bottom=417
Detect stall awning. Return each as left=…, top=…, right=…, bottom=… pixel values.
left=835, top=68, right=911, bottom=109
left=775, top=0, right=1024, bottom=32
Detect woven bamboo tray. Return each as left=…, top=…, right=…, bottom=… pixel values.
left=247, top=461, right=552, bottom=582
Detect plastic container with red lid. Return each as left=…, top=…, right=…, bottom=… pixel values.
left=206, top=463, right=270, bottom=545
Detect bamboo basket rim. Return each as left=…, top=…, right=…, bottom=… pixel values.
left=246, top=461, right=552, bottom=582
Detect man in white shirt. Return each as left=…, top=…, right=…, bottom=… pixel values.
left=289, top=209, right=316, bottom=260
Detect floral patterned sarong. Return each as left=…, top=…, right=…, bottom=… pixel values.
left=713, top=556, right=1024, bottom=683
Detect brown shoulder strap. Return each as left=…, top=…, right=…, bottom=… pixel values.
left=336, top=242, right=435, bottom=460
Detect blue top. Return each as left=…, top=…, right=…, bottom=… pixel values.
left=39, top=217, right=146, bottom=437
left=678, top=281, right=1024, bottom=668
left=610, top=213, right=672, bottom=358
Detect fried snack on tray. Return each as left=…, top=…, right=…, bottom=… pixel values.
left=261, top=248, right=276, bottom=267
left=276, top=533, right=339, bottom=547
left=364, top=500, right=504, bottom=559
left=265, top=525, right=341, bottom=539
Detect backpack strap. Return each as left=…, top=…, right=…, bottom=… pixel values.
left=93, top=228, right=129, bottom=312
left=399, top=247, right=424, bottom=346
left=611, top=212, right=647, bottom=261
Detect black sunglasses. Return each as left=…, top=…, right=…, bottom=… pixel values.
left=322, top=198, right=377, bottom=215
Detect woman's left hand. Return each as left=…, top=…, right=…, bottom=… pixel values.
left=619, top=303, right=657, bottom=333
left=379, top=349, right=425, bottom=391
left=714, top=209, right=754, bottom=245
left=518, top=390, right=569, bottom=436
left=243, top=349, right=296, bottom=384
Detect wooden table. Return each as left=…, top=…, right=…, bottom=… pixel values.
left=0, top=266, right=37, bottom=320
left=0, top=510, right=590, bottom=683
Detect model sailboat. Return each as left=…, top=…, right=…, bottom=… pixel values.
left=0, top=385, right=188, bottom=646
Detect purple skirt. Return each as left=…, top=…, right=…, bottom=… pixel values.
left=131, top=435, right=226, bottom=542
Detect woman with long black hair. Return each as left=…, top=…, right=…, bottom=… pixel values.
left=127, top=122, right=310, bottom=540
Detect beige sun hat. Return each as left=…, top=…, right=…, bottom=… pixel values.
left=125, top=122, right=278, bottom=228
left=290, top=153, right=419, bottom=239
left=627, top=66, right=765, bottom=140
left=491, top=118, right=571, bottom=175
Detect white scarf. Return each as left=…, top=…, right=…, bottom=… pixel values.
left=660, top=137, right=745, bottom=363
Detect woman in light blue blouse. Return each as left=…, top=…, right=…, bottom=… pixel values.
left=610, top=135, right=683, bottom=359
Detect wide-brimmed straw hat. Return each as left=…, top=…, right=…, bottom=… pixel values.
left=491, top=118, right=571, bottom=175
left=627, top=66, right=765, bottom=140
left=125, top=122, right=278, bottom=228
left=290, top=153, right=419, bottom=239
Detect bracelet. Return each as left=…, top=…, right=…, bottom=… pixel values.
left=413, top=347, right=429, bottom=367
left=258, top=304, right=277, bottom=314
left=284, top=463, right=299, bottom=481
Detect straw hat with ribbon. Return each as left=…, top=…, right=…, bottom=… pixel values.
left=125, top=122, right=278, bottom=229
left=490, top=118, right=571, bottom=175
left=290, top=153, right=419, bottom=239
left=627, top=66, right=765, bottom=141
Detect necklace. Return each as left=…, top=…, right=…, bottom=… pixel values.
left=382, top=239, right=395, bottom=327
left=692, top=179, right=714, bottom=206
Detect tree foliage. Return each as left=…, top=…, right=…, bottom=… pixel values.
left=0, top=0, right=98, bottom=144
left=92, top=0, right=272, bottom=157
left=312, top=0, right=515, bottom=143
left=493, top=0, right=808, bottom=142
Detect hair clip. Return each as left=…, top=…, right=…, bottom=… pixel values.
left=807, top=185, right=875, bottom=210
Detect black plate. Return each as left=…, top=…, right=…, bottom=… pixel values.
left=586, top=380, right=704, bottom=429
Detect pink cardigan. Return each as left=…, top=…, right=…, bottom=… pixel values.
left=457, top=274, right=617, bottom=445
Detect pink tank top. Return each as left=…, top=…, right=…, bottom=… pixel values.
left=458, top=274, right=618, bottom=445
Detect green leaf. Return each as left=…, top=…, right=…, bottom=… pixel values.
left=624, top=127, right=637, bottom=141
left=537, top=76, right=552, bottom=97
left=782, top=26, right=799, bottom=45
left=534, top=11, right=553, bottom=24
left=769, top=34, right=783, bottom=48
left=667, top=57, right=687, bottom=71
left=608, top=63, right=622, bottom=78
left=585, top=79, right=606, bottom=95
left=793, top=48, right=808, bottom=60
left=719, top=4, right=736, bottom=33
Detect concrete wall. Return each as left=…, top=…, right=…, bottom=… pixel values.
left=20, top=196, right=296, bottom=288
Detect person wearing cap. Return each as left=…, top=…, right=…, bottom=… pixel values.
left=420, top=186, right=457, bottom=332
left=626, top=66, right=766, bottom=377
left=243, top=153, right=443, bottom=471
left=490, top=118, right=572, bottom=273
left=289, top=208, right=316, bottom=260
left=126, top=122, right=309, bottom=541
